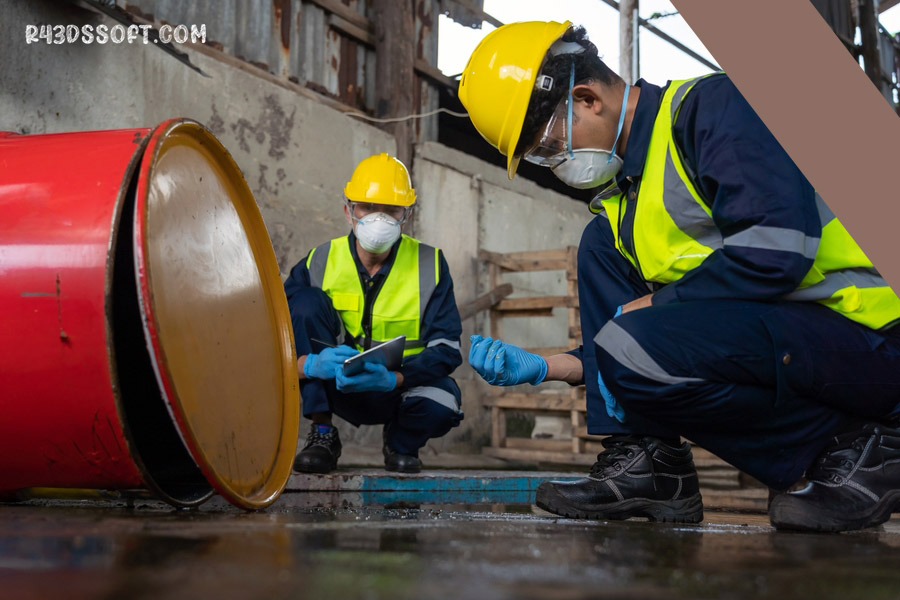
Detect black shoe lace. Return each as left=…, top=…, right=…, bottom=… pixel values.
left=305, top=429, right=335, bottom=450
left=809, top=431, right=870, bottom=484
left=589, top=435, right=658, bottom=492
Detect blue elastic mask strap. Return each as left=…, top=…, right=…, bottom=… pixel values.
left=566, top=62, right=575, bottom=159
left=607, top=83, right=631, bottom=164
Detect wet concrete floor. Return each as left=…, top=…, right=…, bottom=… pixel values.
left=2, top=490, right=900, bottom=600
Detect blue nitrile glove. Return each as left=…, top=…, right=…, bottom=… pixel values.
left=598, top=371, right=626, bottom=422
left=468, top=335, right=548, bottom=386
left=335, top=362, right=397, bottom=393
left=303, top=345, right=359, bottom=380
left=614, top=305, right=623, bottom=318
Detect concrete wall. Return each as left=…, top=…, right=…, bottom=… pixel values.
left=1, top=0, right=593, bottom=456
left=0, top=0, right=395, bottom=276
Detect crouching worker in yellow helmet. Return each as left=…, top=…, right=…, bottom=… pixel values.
left=284, top=153, right=463, bottom=474
left=460, top=22, right=900, bottom=532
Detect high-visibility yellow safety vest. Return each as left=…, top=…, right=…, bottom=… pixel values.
left=306, top=235, right=440, bottom=357
left=596, top=74, right=900, bottom=329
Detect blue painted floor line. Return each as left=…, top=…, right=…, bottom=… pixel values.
left=287, top=469, right=581, bottom=493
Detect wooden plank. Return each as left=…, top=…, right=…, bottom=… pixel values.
left=571, top=422, right=585, bottom=453
left=458, top=283, right=513, bottom=321
left=504, top=438, right=572, bottom=452
left=488, top=263, right=501, bottom=340
left=373, top=0, right=415, bottom=166
left=482, top=393, right=585, bottom=411
left=490, top=406, right=506, bottom=448
left=328, top=13, right=374, bottom=46
left=486, top=248, right=568, bottom=262
left=571, top=427, right=608, bottom=441
left=496, top=296, right=570, bottom=311
left=566, top=245, right=579, bottom=347
left=306, top=0, right=372, bottom=32
left=325, top=7, right=456, bottom=91
left=482, top=446, right=596, bottom=466
left=478, top=249, right=569, bottom=272
left=495, top=308, right=554, bottom=318
left=414, top=58, right=457, bottom=90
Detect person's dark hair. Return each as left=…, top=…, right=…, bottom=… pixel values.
left=514, top=26, right=624, bottom=157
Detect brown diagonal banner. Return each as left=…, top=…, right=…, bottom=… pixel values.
left=672, top=0, right=900, bottom=293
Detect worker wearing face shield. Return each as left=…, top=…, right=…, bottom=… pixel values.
left=458, top=21, right=900, bottom=532
left=284, top=153, right=463, bottom=474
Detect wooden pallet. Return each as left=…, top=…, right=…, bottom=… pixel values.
left=478, top=247, right=597, bottom=455
left=475, top=248, right=752, bottom=493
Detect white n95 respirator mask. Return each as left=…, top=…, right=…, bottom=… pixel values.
left=354, top=212, right=401, bottom=254
left=551, top=149, right=624, bottom=190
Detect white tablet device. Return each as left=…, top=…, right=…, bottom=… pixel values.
left=341, top=335, right=406, bottom=377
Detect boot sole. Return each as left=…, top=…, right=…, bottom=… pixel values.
left=770, top=489, right=900, bottom=532
left=535, top=483, right=703, bottom=523
left=293, top=462, right=337, bottom=474
left=384, top=464, right=422, bottom=474
left=293, top=451, right=341, bottom=475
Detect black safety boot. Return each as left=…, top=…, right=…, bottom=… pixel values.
left=769, top=423, right=900, bottom=532
left=383, top=443, right=422, bottom=473
left=535, top=435, right=703, bottom=523
left=293, top=424, right=341, bottom=474
left=382, top=428, right=422, bottom=473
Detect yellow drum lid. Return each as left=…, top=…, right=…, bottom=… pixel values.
left=133, top=119, right=298, bottom=510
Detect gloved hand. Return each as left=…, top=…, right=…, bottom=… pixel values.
left=335, top=362, right=397, bottom=393
left=303, top=345, right=359, bottom=380
left=598, top=371, right=626, bottom=423
left=468, top=335, right=548, bottom=386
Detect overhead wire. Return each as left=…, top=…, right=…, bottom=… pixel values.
left=345, top=107, right=468, bottom=124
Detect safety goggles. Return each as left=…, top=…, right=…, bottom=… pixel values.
left=523, top=63, right=578, bottom=169
left=346, top=201, right=412, bottom=224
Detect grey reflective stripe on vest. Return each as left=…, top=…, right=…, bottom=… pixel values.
left=418, top=242, right=438, bottom=325
left=594, top=321, right=703, bottom=385
left=308, top=241, right=331, bottom=289
left=427, top=338, right=461, bottom=350
left=785, top=268, right=890, bottom=301
left=662, top=78, right=724, bottom=251
left=402, top=385, right=462, bottom=413
left=724, top=226, right=819, bottom=259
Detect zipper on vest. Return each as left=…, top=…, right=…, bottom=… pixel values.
left=360, top=275, right=387, bottom=350
left=618, top=179, right=644, bottom=278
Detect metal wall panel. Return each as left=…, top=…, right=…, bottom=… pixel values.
left=122, top=0, right=442, bottom=134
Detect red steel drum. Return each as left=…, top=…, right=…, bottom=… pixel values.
left=0, top=119, right=298, bottom=510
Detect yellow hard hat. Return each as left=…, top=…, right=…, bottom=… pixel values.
left=458, top=20, right=572, bottom=179
left=344, top=153, right=417, bottom=207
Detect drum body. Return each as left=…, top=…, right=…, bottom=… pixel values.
left=0, top=120, right=298, bottom=510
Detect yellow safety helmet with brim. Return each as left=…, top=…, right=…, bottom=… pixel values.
left=458, top=20, right=572, bottom=179
left=344, top=152, right=417, bottom=207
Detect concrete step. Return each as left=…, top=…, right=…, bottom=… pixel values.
left=285, top=469, right=768, bottom=513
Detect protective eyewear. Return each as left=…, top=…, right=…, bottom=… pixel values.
left=522, top=61, right=577, bottom=169
left=346, top=201, right=412, bottom=224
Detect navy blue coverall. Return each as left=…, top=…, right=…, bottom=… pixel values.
left=570, top=76, right=900, bottom=490
left=284, top=232, right=463, bottom=457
